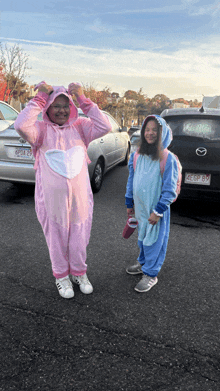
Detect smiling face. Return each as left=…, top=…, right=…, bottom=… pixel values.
left=144, top=120, right=158, bottom=144
left=47, top=95, right=70, bottom=126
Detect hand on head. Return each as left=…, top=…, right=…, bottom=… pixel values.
left=68, top=83, right=83, bottom=98
left=37, top=83, right=53, bottom=95
left=34, top=81, right=83, bottom=98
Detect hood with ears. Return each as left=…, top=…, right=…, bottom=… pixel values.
left=42, top=86, right=78, bottom=126
left=141, top=114, right=173, bottom=149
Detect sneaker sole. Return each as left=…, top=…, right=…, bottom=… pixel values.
left=57, top=290, right=74, bottom=299
left=126, top=269, right=143, bottom=275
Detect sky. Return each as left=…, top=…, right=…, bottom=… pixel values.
left=1, top=0, right=220, bottom=100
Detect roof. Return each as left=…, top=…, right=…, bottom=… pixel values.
left=161, top=107, right=220, bottom=118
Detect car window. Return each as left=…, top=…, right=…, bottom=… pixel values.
left=131, top=134, right=141, bottom=145
left=166, top=117, right=220, bottom=140
left=106, top=114, right=120, bottom=132
left=0, top=103, right=18, bottom=121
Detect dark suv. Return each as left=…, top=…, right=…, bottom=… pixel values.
left=161, top=107, right=220, bottom=201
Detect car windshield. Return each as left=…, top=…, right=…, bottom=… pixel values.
left=166, top=117, right=220, bottom=140
left=131, top=134, right=141, bottom=144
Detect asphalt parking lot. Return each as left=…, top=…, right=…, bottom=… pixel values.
left=1, top=166, right=220, bottom=390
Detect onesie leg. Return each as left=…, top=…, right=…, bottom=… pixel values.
left=43, top=218, right=70, bottom=279
left=141, top=226, right=169, bottom=277
left=68, top=217, right=93, bottom=276
left=137, top=210, right=170, bottom=277
left=35, top=172, right=70, bottom=279
left=137, top=240, right=146, bottom=266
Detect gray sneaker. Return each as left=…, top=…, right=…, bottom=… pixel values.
left=134, top=275, right=158, bottom=292
left=126, top=262, right=143, bottom=275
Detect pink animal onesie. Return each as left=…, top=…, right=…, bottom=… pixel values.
left=14, top=86, right=111, bottom=279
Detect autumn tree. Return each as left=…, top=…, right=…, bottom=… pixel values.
left=0, top=65, right=10, bottom=101
left=0, top=43, right=30, bottom=103
left=124, top=90, right=139, bottom=101
left=146, top=94, right=171, bottom=115
left=74, top=83, right=111, bottom=110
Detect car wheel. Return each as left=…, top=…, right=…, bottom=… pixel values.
left=91, top=159, right=104, bottom=193
left=120, top=145, right=130, bottom=166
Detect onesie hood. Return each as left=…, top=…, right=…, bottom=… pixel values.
left=42, top=86, right=78, bottom=126
left=141, top=114, right=173, bottom=149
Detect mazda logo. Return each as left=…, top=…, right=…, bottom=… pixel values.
left=196, top=147, right=207, bottom=156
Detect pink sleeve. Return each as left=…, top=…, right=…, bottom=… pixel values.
left=76, top=94, right=112, bottom=145
left=14, top=92, right=48, bottom=147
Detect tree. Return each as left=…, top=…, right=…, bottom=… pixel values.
left=146, top=94, right=171, bottom=115
left=0, top=43, right=30, bottom=103
left=124, top=90, right=139, bottom=101
left=0, top=66, right=10, bottom=101
left=78, top=83, right=111, bottom=110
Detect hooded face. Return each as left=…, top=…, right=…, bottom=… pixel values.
left=144, top=120, right=159, bottom=145
left=47, top=95, right=71, bottom=126
left=141, top=115, right=173, bottom=150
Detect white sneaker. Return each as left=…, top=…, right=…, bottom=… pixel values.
left=56, top=276, right=74, bottom=299
left=71, top=273, right=93, bottom=294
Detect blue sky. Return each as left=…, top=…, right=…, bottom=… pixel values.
left=1, top=0, right=220, bottom=99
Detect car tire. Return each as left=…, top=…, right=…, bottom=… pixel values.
left=120, top=145, right=130, bottom=166
left=91, top=159, right=104, bottom=193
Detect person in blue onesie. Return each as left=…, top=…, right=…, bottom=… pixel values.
left=125, top=114, right=178, bottom=293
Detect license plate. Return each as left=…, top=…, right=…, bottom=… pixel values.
left=7, top=147, right=34, bottom=160
left=185, top=173, right=211, bottom=185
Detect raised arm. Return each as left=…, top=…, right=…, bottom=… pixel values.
left=14, top=83, right=53, bottom=147
left=68, top=83, right=112, bottom=146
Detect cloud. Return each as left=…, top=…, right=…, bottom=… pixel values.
left=83, top=5, right=185, bottom=16
left=1, top=36, right=220, bottom=99
left=182, top=0, right=220, bottom=17
left=45, top=31, right=56, bottom=36
left=85, top=18, right=113, bottom=34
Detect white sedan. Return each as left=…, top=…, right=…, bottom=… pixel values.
left=0, top=101, right=130, bottom=192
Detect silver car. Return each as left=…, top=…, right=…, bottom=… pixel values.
left=0, top=101, right=130, bottom=192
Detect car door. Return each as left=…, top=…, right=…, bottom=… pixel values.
left=106, top=114, right=127, bottom=163
left=97, top=116, right=116, bottom=168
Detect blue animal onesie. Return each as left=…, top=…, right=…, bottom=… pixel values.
left=125, top=115, right=178, bottom=277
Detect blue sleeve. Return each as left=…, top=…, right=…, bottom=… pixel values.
left=154, top=153, right=178, bottom=214
left=125, top=152, right=135, bottom=208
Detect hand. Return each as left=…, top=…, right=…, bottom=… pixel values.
left=148, top=212, right=160, bottom=225
left=37, top=82, right=53, bottom=95
left=68, top=82, right=83, bottom=98
left=127, top=208, right=134, bottom=217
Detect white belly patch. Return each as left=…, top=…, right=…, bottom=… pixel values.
left=45, top=146, right=84, bottom=179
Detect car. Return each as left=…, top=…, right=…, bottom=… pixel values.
left=130, top=107, right=220, bottom=201
left=161, top=107, right=220, bottom=201
left=128, top=125, right=141, bottom=137
left=130, top=129, right=141, bottom=154
left=0, top=101, right=130, bottom=193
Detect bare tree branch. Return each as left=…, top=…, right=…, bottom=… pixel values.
left=0, top=43, right=30, bottom=102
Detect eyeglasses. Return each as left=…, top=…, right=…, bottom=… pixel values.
left=50, top=105, right=70, bottom=111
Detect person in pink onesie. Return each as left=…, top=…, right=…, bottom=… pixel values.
left=14, top=82, right=112, bottom=299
